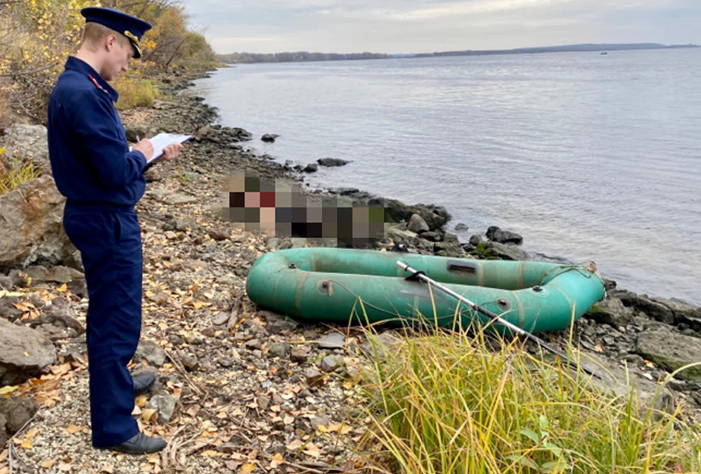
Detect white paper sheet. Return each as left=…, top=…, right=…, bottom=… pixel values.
left=146, top=133, right=192, bottom=164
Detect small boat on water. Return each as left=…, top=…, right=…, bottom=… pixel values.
left=246, top=248, right=606, bottom=334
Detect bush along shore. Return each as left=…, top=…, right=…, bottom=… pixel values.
left=1, top=70, right=701, bottom=474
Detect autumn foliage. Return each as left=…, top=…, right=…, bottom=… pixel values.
left=0, top=0, right=218, bottom=125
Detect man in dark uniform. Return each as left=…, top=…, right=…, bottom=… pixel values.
left=47, top=7, right=182, bottom=454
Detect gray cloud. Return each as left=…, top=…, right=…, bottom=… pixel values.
left=181, top=0, right=701, bottom=54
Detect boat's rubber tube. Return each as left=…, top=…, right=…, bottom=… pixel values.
left=246, top=248, right=605, bottom=334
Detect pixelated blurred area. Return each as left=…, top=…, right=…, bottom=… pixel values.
left=221, top=172, right=385, bottom=247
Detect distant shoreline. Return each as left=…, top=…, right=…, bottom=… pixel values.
left=219, top=42, right=699, bottom=64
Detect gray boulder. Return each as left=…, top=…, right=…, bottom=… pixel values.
left=387, top=227, right=419, bottom=247
left=635, top=329, right=701, bottom=381
left=134, top=340, right=167, bottom=367
left=443, top=232, right=459, bottom=244
left=487, top=242, right=529, bottom=261
left=305, top=367, right=324, bottom=386
left=28, top=297, right=84, bottom=337
left=0, top=319, right=57, bottom=385
left=146, top=394, right=177, bottom=424
left=0, top=397, right=39, bottom=434
left=586, top=298, right=634, bottom=328
left=486, top=226, right=523, bottom=245
left=320, top=355, right=344, bottom=372
left=22, top=265, right=83, bottom=284
left=238, top=130, right=253, bottom=141
left=407, top=214, right=430, bottom=234
left=0, top=175, right=74, bottom=268
left=616, top=292, right=701, bottom=326
left=317, top=157, right=349, bottom=167
left=290, top=347, right=309, bottom=363
left=317, top=332, right=346, bottom=349
left=434, top=241, right=465, bottom=258
left=0, top=295, right=23, bottom=322
left=407, top=203, right=451, bottom=230
left=0, top=124, right=50, bottom=175
left=269, top=343, right=290, bottom=359
left=57, top=338, right=88, bottom=364
left=0, top=413, right=7, bottom=447
left=368, top=198, right=451, bottom=230
left=589, top=356, right=676, bottom=417
left=420, top=231, right=441, bottom=242
left=626, top=297, right=675, bottom=325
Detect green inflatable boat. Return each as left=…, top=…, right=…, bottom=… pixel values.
left=245, top=248, right=606, bottom=334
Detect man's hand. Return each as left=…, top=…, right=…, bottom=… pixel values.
left=151, top=143, right=183, bottom=164
left=132, top=139, right=154, bottom=160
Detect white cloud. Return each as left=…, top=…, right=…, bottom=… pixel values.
left=180, top=0, right=701, bottom=53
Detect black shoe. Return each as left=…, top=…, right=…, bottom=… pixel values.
left=107, top=432, right=166, bottom=454
left=133, top=373, right=156, bottom=397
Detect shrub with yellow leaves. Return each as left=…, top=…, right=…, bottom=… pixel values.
left=0, top=0, right=100, bottom=121
left=113, top=77, right=160, bottom=110
left=0, top=0, right=218, bottom=121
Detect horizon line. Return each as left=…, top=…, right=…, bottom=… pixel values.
left=217, top=42, right=700, bottom=57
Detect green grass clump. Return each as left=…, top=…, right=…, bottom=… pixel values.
left=360, top=327, right=701, bottom=474
left=0, top=151, right=41, bottom=194
left=114, top=78, right=160, bottom=110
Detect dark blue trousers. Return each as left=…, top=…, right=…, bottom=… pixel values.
left=63, top=203, right=142, bottom=448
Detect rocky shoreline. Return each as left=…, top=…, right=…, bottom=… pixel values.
left=1, top=70, right=701, bottom=473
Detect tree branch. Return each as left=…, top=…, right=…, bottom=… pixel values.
left=0, top=63, right=56, bottom=77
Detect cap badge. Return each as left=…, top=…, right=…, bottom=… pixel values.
left=124, top=30, right=139, bottom=45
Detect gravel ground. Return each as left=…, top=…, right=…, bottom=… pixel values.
left=3, top=74, right=701, bottom=474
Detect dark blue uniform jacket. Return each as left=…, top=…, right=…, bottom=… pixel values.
left=48, top=57, right=147, bottom=207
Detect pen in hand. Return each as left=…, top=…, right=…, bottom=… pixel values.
left=129, top=134, right=141, bottom=153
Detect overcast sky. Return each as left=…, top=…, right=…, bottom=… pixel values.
left=181, top=0, right=701, bottom=55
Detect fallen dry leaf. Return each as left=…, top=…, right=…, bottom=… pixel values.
left=327, top=422, right=352, bottom=435
left=50, top=363, right=73, bottom=376
left=135, top=395, right=149, bottom=408
left=240, top=463, right=255, bottom=474
left=40, top=458, right=56, bottom=469
left=286, top=439, right=303, bottom=452
left=270, top=453, right=285, bottom=469
left=0, top=386, right=18, bottom=396
left=66, top=425, right=87, bottom=435
left=142, top=408, right=158, bottom=422
left=202, top=450, right=224, bottom=457
left=303, top=443, right=322, bottom=458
